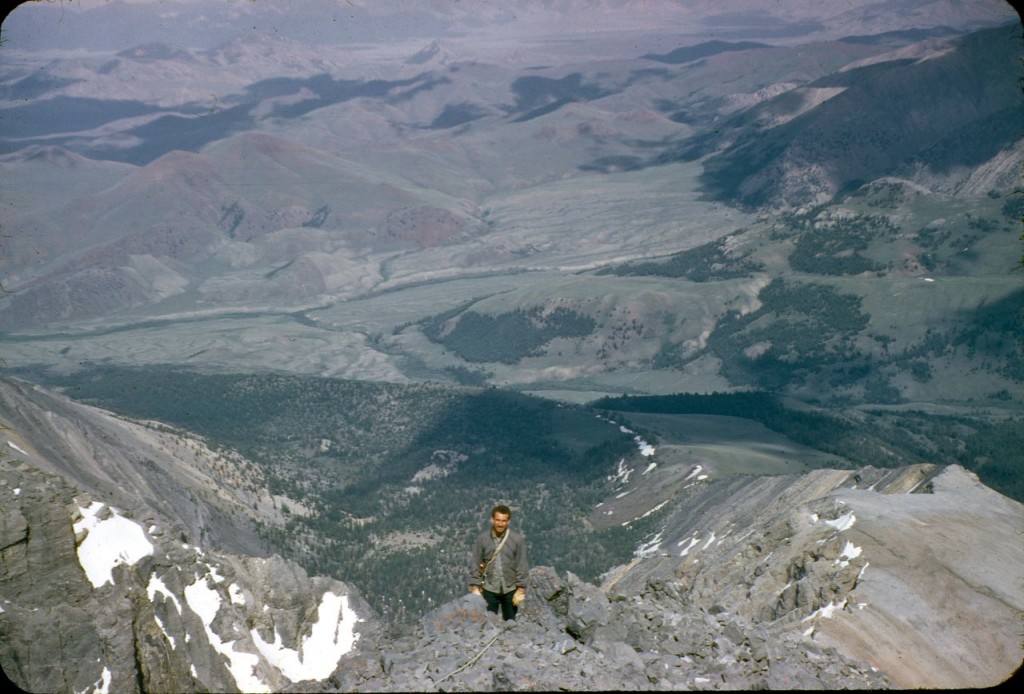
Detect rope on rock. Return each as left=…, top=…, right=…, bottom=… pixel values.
left=435, top=630, right=503, bottom=687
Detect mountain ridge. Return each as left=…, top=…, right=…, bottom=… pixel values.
left=671, top=23, right=1023, bottom=210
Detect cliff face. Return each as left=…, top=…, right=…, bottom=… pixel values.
left=0, top=460, right=377, bottom=694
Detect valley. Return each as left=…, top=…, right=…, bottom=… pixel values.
left=2, top=11, right=1020, bottom=410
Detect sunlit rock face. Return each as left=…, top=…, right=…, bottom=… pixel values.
left=598, top=463, right=1024, bottom=690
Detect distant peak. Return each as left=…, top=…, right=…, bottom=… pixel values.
left=7, top=145, right=86, bottom=167
left=116, top=42, right=196, bottom=63
left=642, top=40, right=771, bottom=65
left=406, top=40, right=450, bottom=66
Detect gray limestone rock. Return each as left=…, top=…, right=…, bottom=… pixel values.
left=0, top=460, right=377, bottom=694
left=421, top=592, right=489, bottom=636
left=564, top=571, right=610, bottom=644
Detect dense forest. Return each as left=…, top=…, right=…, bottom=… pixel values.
left=422, top=306, right=596, bottom=364
left=693, top=279, right=873, bottom=392
left=598, top=232, right=764, bottom=282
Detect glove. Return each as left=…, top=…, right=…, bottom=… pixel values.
left=512, top=588, right=525, bottom=606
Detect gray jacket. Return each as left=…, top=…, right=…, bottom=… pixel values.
left=469, top=528, right=529, bottom=593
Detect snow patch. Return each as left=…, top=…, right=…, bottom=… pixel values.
left=152, top=612, right=176, bottom=650
left=251, top=592, right=362, bottom=683
left=6, top=440, right=29, bottom=457
left=624, top=500, right=669, bottom=526
left=229, top=583, right=247, bottom=606
left=184, top=576, right=267, bottom=693
left=856, top=561, right=870, bottom=582
left=801, top=598, right=848, bottom=623
left=609, top=422, right=655, bottom=456
left=147, top=575, right=183, bottom=614
left=634, top=436, right=655, bottom=457
left=835, top=540, right=863, bottom=569
left=634, top=532, right=664, bottom=557
left=90, top=666, right=112, bottom=694
left=677, top=536, right=701, bottom=557
left=74, top=501, right=154, bottom=589
left=824, top=512, right=856, bottom=532
left=607, top=458, right=632, bottom=486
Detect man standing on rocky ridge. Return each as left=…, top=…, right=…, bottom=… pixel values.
left=469, top=504, right=529, bottom=620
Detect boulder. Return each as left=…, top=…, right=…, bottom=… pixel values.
left=420, top=592, right=489, bottom=636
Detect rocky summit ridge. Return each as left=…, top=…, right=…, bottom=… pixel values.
left=316, top=464, right=1023, bottom=692
left=0, top=456, right=890, bottom=693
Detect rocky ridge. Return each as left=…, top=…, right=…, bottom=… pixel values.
left=1, top=445, right=886, bottom=693
left=308, top=464, right=1023, bottom=691
left=319, top=567, right=889, bottom=692
left=0, top=375, right=283, bottom=557
left=4, top=449, right=1020, bottom=691
left=599, top=463, right=1024, bottom=689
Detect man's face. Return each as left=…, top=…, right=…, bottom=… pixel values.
left=491, top=512, right=510, bottom=536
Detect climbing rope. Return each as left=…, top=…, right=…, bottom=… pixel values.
left=435, top=630, right=503, bottom=687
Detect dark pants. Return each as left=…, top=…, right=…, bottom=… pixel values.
left=482, top=589, right=518, bottom=620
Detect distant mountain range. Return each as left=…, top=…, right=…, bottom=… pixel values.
left=1, top=16, right=1020, bottom=411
